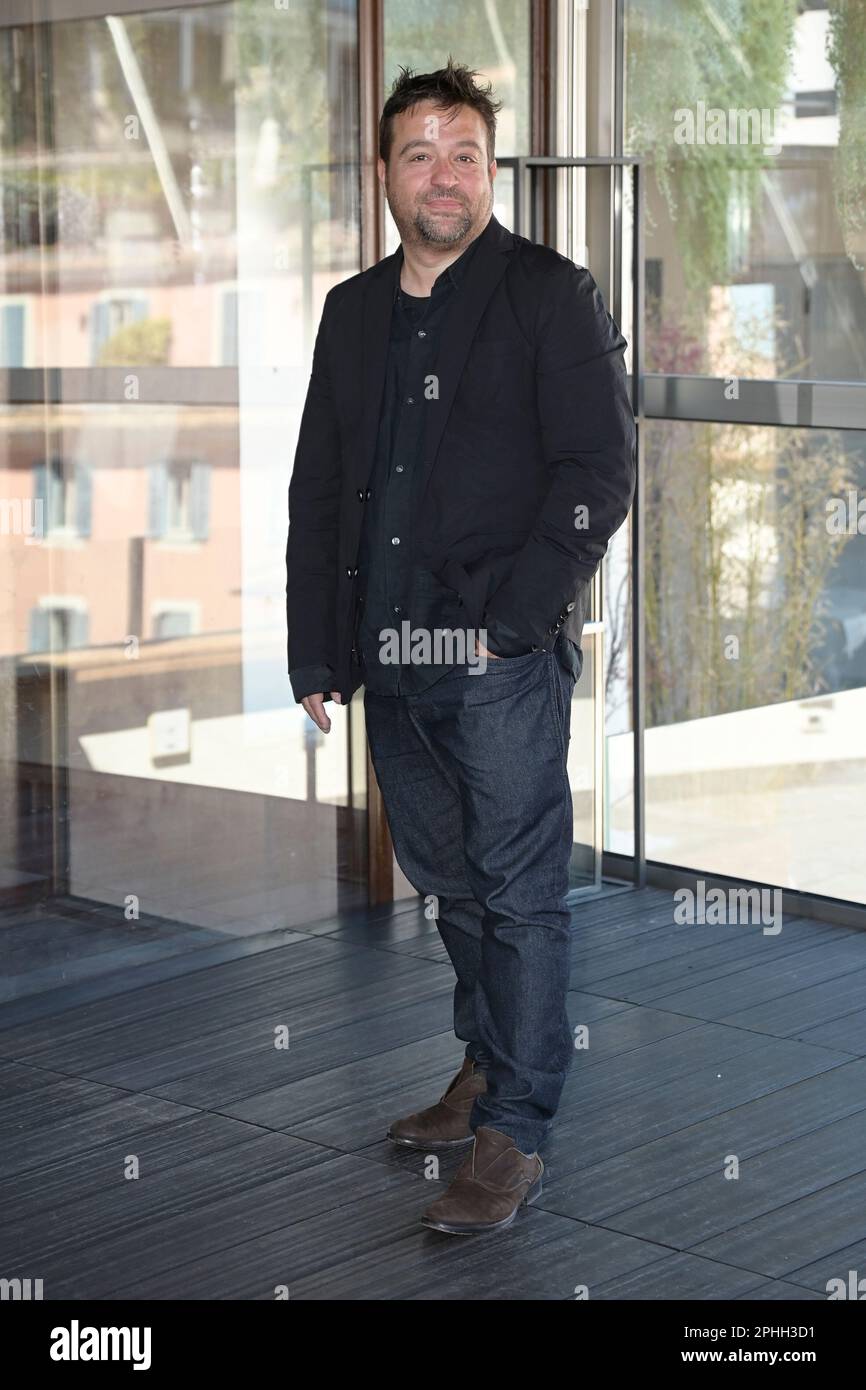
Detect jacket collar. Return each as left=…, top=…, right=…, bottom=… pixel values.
left=391, top=219, right=487, bottom=302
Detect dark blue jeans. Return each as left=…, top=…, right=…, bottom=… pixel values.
left=364, top=647, right=577, bottom=1154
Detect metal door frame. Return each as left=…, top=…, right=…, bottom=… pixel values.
left=497, top=153, right=646, bottom=898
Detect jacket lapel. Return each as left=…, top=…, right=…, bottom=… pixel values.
left=354, top=213, right=515, bottom=503
left=416, top=214, right=513, bottom=510
left=356, top=251, right=398, bottom=496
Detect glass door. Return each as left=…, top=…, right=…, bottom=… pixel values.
left=0, top=0, right=368, bottom=998
left=503, top=152, right=639, bottom=900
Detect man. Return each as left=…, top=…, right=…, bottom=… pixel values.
left=286, top=59, right=636, bottom=1235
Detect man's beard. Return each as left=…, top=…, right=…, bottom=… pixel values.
left=387, top=183, right=491, bottom=246
left=413, top=196, right=474, bottom=244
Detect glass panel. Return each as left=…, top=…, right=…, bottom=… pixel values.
left=614, top=417, right=866, bottom=902
left=624, top=1, right=866, bottom=382
left=0, top=2, right=359, bottom=369
left=0, top=1, right=364, bottom=999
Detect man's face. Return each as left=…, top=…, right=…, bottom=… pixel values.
left=379, top=100, right=495, bottom=247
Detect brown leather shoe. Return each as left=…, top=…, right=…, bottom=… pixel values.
left=420, top=1125, right=543, bottom=1234
left=387, top=1056, right=487, bottom=1149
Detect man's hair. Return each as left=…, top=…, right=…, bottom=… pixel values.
left=379, top=56, right=503, bottom=169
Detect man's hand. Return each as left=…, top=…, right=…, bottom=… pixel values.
left=475, top=637, right=503, bottom=661
left=301, top=690, right=343, bottom=733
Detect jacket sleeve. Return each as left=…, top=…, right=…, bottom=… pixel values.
left=286, top=290, right=342, bottom=676
left=481, top=612, right=533, bottom=657
left=289, top=662, right=336, bottom=704
left=482, top=263, right=636, bottom=649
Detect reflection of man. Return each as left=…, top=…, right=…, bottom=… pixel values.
left=286, top=60, right=635, bottom=1234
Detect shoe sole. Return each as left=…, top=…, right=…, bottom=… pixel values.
left=387, top=1129, right=475, bottom=1150
left=420, top=1174, right=543, bottom=1235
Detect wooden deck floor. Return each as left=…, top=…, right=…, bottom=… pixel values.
left=1, top=883, right=865, bottom=1300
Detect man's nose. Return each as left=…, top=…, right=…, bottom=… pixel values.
left=429, top=161, right=460, bottom=187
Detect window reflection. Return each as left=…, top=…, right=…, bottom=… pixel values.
left=0, top=1, right=366, bottom=955
left=625, top=1, right=866, bottom=382
left=608, top=420, right=866, bottom=902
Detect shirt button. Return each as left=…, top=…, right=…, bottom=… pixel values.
left=393, top=604, right=401, bottom=614
left=395, top=464, right=404, bottom=473
left=391, top=536, right=400, bottom=545
left=417, top=330, right=426, bottom=337
left=406, top=397, right=414, bottom=404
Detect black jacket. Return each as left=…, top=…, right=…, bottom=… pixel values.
left=286, top=212, right=636, bottom=704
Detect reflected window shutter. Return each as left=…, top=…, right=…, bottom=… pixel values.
left=189, top=461, right=210, bottom=540
left=28, top=607, right=51, bottom=652
left=91, top=301, right=110, bottom=364
left=75, top=460, right=92, bottom=537
left=70, top=609, right=90, bottom=649
left=32, top=461, right=48, bottom=533
left=2, top=304, right=25, bottom=367
left=148, top=460, right=169, bottom=538
left=222, top=290, right=238, bottom=365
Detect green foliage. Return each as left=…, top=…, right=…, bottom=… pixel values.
left=643, top=413, right=857, bottom=727
left=827, top=0, right=866, bottom=266
left=97, top=317, right=172, bottom=366
left=622, top=2, right=859, bottom=728
left=625, top=0, right=797, bottom=295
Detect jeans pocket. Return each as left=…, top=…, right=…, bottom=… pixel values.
left=475, top=647, right=543, bottom=674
